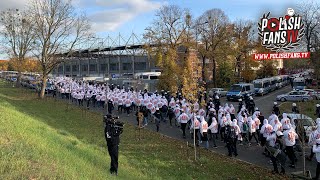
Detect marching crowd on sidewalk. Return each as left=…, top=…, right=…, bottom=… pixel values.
left=51, top=77, right=320, bottom=179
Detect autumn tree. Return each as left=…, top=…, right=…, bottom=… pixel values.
left=144, top=5, right=191, bottom=94
left=230, top=20, right=257, bottom=81
left=195, top=9, right=231, bottom=88
left=297, top=1, right=320, bottom=78
left=181, top=48, right=202, bottom=102
left=29, top=0, right=91, bottom=98
left=0, top=9, right=35, bottom=87
left=0, top=60, right=9, bottom=71
left=256, top=60, right=277, bottom=78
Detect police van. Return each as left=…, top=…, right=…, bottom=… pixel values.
left=253, top=78, right=271, bottom=96
left=226, top=83, right=255, bottom=101
left=293, top=77, right=306, bottom=90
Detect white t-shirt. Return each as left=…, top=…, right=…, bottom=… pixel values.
left=283, top=129, right=298, bottom=146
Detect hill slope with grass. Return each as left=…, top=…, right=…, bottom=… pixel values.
left=0, top=80, right=285, bottom=180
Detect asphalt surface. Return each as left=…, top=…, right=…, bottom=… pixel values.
left=50, top=85, right=317, bottom=178
left=116, top=85, right=317, bottom=178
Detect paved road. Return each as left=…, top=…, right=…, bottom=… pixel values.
left=115, top=85, right=317, bottom=178
left=219, top=85, right=292, bottom=116
left=52, top=85, right=317, bottom=178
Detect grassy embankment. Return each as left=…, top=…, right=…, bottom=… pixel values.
left=0, top=80, right=285, bottom=179
left=279, top=99, right=320, bottom=119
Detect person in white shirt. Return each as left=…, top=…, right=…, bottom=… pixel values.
left=283, top=127, right=298, bottom=168
left=190, top=115, right=200, bottom=146
left=173, top=105, right=181, bottom=126
left=229, top=104, right=236, bottom=120
left=312, top=139, right=320, bottom=180
left=248, top=117, right=259, bottom=146
left=219, top=113, right=227, bottom=142
left=125, top=98, right=131, bottom=116
left=208, top=116, right=218, bottom=148
left=232, top=119, right=241, bottom=143
left=260, top=119, right=273, bottom=155
left=178, top=109, right=189, bottom=139
left=273, top=118, right=283, bottom=133
left=307, top=124, right=320, bottom=161
left=266, top=131, right=286, bottom=174
left=200, top=117, right=209, bottom=149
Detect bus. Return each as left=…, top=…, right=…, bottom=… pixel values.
left=134, top=72, right=161, bottom=80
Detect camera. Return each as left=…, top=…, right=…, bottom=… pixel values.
left=103, top=115, right=124, bottom=137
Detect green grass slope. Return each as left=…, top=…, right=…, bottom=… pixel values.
left=0, top=80, right=285, bottom=180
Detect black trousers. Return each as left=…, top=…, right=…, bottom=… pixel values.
left=107, top=139, right=119, bottom=174
left=249, top=132, right=259, bottom=143
left=285, top=146, right=296, bottom=165
left=315, top=162, right=320, bottom=179
left=181, top=123, right=187, bottom=137
left=271, top=156, right=285, bottom=173
left=227, top=138, right=238, bottom=156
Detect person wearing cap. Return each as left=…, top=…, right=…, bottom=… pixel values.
left=214, top=96, right=220, bottom=112
left=283, top=126, right=298, bottom=168
left=253, top=107, right=260, bottom=118
left=248, top=96, right=255, bottom=115
left=312, top=139, right=320, bottom=180
left=273, top=102, right=280, bottom=116
left=316, top=104, right=320, bottom=118
left=107, top=99, right=114, bottom=114
left=292, top=103, right=299, bottom=114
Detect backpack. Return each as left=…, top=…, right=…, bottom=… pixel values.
left=225, top=126, right=236, bottom=142
left=242, top=122, right=248, bottom=132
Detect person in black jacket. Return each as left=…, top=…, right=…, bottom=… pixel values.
left=167, top=107, right=175, bottom=126
left=273, top=102, right=280, bottom=116
left=248, top=96, right=255, bottom=115
left=316, top=104, right=320, bottom=118
left=238, top=99, right=243, bottom=113
left=107, top=99, right=114, bottom=114
left=154, top=108, right=162, bottom=132
left=292, top=103, right=299, bottom=113
left=104, top=115, right=124, bottom=176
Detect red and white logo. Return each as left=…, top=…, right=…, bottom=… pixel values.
left=258, top=8, right=304, bottom=52
left=254, top=8, right=310, bottom=60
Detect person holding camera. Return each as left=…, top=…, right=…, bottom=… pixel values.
left=104, top=115, right=124, bottom=176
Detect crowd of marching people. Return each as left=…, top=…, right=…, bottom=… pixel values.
left=51, top=77, right=320, bottom=179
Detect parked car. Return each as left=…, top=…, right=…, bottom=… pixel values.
left=276, top=90, right=312, bottom=102
left=285, top=113, right=316, bottom=141
left=209, top=88, right=227, bottom=97
left=303, top=89, right=320, bottom=100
